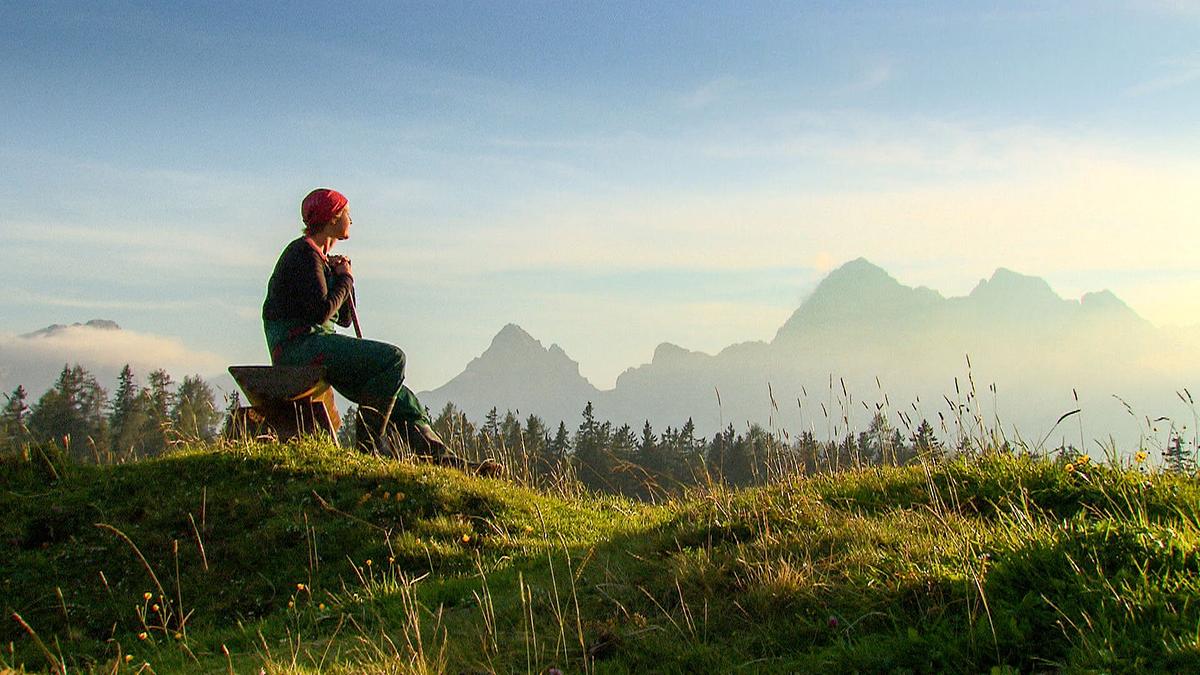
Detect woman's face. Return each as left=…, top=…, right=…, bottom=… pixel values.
left=331, top=208, right=352, bottom=240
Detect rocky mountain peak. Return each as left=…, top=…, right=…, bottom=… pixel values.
left=485, top=323, right=542, bottom=355
left=418, top=324, right=600, bottom=424
left=21, top=319, right=121, bottom=339
left=774, top=258, right=940, bottom=342
left=816, top=258, right=899, bottom=295
left=968, top=268, right=1059, bottom=305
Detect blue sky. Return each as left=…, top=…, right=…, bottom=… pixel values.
left=3, top=1, right=1199, bottom=391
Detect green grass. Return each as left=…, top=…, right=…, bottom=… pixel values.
left=2, top=442, right=1198, bottom=673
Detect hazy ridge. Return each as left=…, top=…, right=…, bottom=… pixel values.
left=422, top=259, right=1199, bottom=449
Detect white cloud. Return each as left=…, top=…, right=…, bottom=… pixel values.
left=0, top=324, right=229, bottom=399
left=10, top=223, right=270, bottom=271
left=1124, top=57, right=1200, bottom=96
left=696, top=116, right=1096, bottom=173
left=837, top=63, right=894, bottom=95
left=4, top=291, right=200, bottom=312
left=679, top=76, right=742, bottom=110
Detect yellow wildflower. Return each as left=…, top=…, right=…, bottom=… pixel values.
left=319, top=603, right=326, bottom=611
left=388, top=557, right=395, bottom=565
left=1079, top=455, right=1090, bottom=465
left=382, top=491, right=390, bottom=500
left=173, top=632, right=182, bottom=641
left=461, top=533, right=471, bottom=544
left=296, top=583, right=306, bottom=591
left=152, top=604, right=160, bottom=612
left=1135, top=451, right=1148, bottom=463
left=365, top=559, right=373, bottom=567
left=287, top=600, right=294, bottom=609
left=125, top=655, right=133, bottom=663
left=1065, top=463, right=1075, bottom=473
left=143, top=592, right=152, bottom=600
left=395, top=492, right=404, bottom=501
left=138, top=632, right=148, bottom=641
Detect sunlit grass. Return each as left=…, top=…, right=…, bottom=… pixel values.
left=1, top=434, right=1198, bottom=673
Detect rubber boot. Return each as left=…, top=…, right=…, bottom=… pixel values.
left=405, top=421, right=506, bottom=477
left=354, top=406, right=395, bottom=458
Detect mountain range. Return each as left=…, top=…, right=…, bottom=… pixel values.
left=20, top=319, right=122, bottom=339
left=421, top=259, right=1197, bottom=448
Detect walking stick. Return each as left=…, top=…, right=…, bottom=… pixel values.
left=331, top=254, right=363, bottom=339
left=347, top=292, right=363, bottom=339
left=345, top=290, right=394, bottom=449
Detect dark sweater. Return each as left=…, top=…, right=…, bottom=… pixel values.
left=262, top=237, right=354, bottom=328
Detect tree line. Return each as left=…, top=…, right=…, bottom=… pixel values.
left=359, top=400, right=1198, bottom=498
left=6, top=367, right=1194, bottom=490
left=1, top=363, right=222, bottom=460
left=335, top=400, right=950, bottom=499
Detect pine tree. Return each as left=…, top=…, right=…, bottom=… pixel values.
left=795, top=430, right=820, bottom=474
left=172, top=375, right=220, bottom=442
left=144, top=369, right=175, bottom=453
left=433, top=402, right=458, bottom=433
left=522, top=414, right=552, bottom=477
left=910, top=419, right=943, bottom=461
left=501, top=411, right=522, bottom=452
left=890, top=429, right=910, bottom=465
left=836, top=431, right=856, bottom=470
left=481, top=407, right=500, bottom=445
left=744, top=424, right=780, bottom=483
left=577, top=402, right=598, bottom=440
left=722, top=429, right=754, bottom=486
left=705, top=423, right=736, bottom=482
left=1164, top=432, right=1196, bottom=474
left=861, top=413, right=893, bottom=465
left=612, top=424, right=637, bottom=459
left=221, top=390, right=243, bottom=437
left=339, top=405, right=359, bottom=448
left=648, top=425, right=675, bottom=482
left=677, top=418, right=703, bottom=483
left=548, top=421, right=571, bottom=465
left=109, top=365, right=151, bottom=455
left=29, top=364, right=109, bottom=456
left=609, top=423, right=638, bottom=494
left=637, top=420, right=657, bottom=463
left=2, top=384, right=31, bottom=446
left=574, top=402, right=608, bottom=490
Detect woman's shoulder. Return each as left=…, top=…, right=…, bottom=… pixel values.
left=279, top=236, right=320, bottom=259
left=270, top=237, right=321, bottom=275
left=282, top=236, right=310, bottom=251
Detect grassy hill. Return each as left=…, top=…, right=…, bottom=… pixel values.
left=2, top=440, right=1198, bottom=673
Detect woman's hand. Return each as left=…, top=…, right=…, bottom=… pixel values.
left=329, top=255, right=353, bottom=277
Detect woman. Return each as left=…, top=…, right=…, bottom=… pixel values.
left=261, top=188, right=446, bottom=457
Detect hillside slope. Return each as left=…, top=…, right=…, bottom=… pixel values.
left=2, top=442, right=1198, bottom=673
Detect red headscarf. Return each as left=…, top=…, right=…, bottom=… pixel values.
left=301, top=188, right=348, bottom=227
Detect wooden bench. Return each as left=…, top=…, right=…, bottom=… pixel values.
left=225, top=365, right=341, bottom=445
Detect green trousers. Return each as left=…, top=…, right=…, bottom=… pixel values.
left=264, top=320, right=430, bottom=425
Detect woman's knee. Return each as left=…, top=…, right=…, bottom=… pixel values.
left=386, top=344, right=406, bottom=371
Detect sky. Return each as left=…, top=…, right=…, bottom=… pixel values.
left=2, top=1, right=1199, bottom=394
